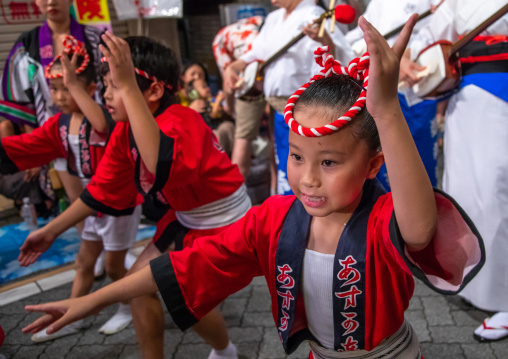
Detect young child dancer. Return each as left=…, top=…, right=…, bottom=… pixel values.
left=0, top=37, right=140, bottom=341
left=22, top=17, right=484, bottom=358
left=19, top=35, right=250, bottom=359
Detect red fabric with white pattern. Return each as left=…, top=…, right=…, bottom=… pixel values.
left=44, top=36, right=90, bottom=79
left=284, top=46, right=370, bottom=137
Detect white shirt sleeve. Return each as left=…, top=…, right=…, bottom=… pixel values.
left=239, top=12, right=277, bottom=64
left=410, top=0, right=508, bottom=59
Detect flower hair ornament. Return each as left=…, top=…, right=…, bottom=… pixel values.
left=100, top=57, right=173, bottom=91
left=284, top=46, right=370, bottom=137
left=45, top=36, right=90, bottom=79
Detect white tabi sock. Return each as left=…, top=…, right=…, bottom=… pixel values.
left=94, top=251, right=105, bottom=278
left=31, top=319, right=84, bottom=343
left=98, top=303, right=132, bottom=335
left=207, top=341, right=238, bottom=359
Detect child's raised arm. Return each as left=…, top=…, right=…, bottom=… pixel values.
left=360, top=15, right=437, bottom=251
left=99, top=32, right=161, bottom=174
left=22, top=265, right=157, bottom=335
left=61, top=53, right=108, bottom=133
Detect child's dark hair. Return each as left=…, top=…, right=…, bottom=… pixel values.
left=180, top=62, right=209, bottom=86
left=294, top=76, right=380, bottom=154
left=52, top=54, right=96, bottom=85
left=99, top=36, right=179, bottom=116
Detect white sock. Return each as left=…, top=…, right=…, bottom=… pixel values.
left=207, top=341, right=238, bottom=359
left=98, top=303, right=132, bottom=335
left=475, top=312, right=508, bottom=341
left=31, top=319, right=84, bottom=343
left=124, top=251, right=137, bottom=270
left=94, top=251, right=105, bottom=277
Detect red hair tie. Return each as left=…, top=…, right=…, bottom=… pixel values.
left=284, top=46, right=370, bottom=137
left=100, top=57, right=173, bottom=91
left=45, top=36, right=90, bottom=79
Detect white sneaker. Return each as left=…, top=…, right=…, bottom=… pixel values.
left=31, top=320, right=84, bottom=343
left=94, top=251, right=105, bottom=278
left=98, top=303, right=132, bottom=335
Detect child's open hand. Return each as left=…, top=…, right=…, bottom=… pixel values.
left=22, top=297, right=101, bottom=335
left=359, top=14, right=418, bottom=120
left=99, top=31, right=137, bottom=91
left=60, top=52, right=79, bottom=88
left=18, top=227, right=57, bottom=267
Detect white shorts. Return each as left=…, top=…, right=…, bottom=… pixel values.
left=81, top=205, right=142, bottom=251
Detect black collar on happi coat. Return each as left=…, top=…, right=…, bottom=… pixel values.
left=58, top=113, right=93, bottom=178
left=275, top=179, right=387, bottom=354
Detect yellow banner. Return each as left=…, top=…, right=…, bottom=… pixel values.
left=73, top=0, right=111, bottom=24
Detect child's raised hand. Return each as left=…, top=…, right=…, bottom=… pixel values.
left=60, top=51, right=79, bottom=88
left=22, top=297, right=100, bottom=335
left=359, top=14, right=418, bottom=120
left=99, top=31, right=137, bottom=90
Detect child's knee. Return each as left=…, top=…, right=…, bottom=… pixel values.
left=104, top=252, right=127, bottom=280
left=75, top=253, right=96, bottom=273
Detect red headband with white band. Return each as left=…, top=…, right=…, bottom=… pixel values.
left=45, top=36, right=90, bottom=79
left=100, top=57, right=173, bottom=91
left=284, top=46, right=370, bottom=137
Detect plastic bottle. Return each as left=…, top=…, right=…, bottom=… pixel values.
left=21, top=197, right=38, bottom=232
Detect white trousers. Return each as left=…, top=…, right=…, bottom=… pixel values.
left=443, top=85, right=508, bottom=312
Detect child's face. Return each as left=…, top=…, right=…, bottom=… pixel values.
left=193, top=79, right=211, bottom=99
left=48, top=67, right=81, bottom=114
left=182, top=65, right=205, bottom=84
left=287, top=105, right=382, bottom=220
left=103, top=73, right=128, bottom=122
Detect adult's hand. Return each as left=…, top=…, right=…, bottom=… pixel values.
left=223, top=60, right=247, bottom=94
left=399, top=50, right=426, bottom=88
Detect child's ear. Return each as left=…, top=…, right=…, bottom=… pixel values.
left=146, top=82, right=165, bottom=103
left=86, top=82, right=97, bottom=97
left=366, top=151, right=384, bottom=179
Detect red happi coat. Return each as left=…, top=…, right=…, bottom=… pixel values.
left=151, top=179, right=484, bottom=354
left=80, top=104, right=245, bottom=244
left=0, top=109, right=114, bottom=178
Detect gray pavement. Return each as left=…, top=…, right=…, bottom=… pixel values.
left=1, top=276, right=508, bottom=359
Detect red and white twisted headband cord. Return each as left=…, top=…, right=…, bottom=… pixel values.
left=100, top=57, right=173, bottom=91
left=284, top=46, right=370, bottom=137
left=45, top=36, right=90, bottom=79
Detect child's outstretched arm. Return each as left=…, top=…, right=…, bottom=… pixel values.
left=22, top=265, right=157, bottom=335
left=18, top=199, right=94, bottom=266
left=99, top=32, right=161, bottom=174
left=61, top=53, right=108, bottom=133
left=360, top=15, right=437, bottom=251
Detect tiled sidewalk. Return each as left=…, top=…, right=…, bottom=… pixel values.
left=1, top=275, right=508, bottom=359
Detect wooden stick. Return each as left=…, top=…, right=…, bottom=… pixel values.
left=329, top=0, right=336, bottom=33
left=318, top=18, right=327, bottom=38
